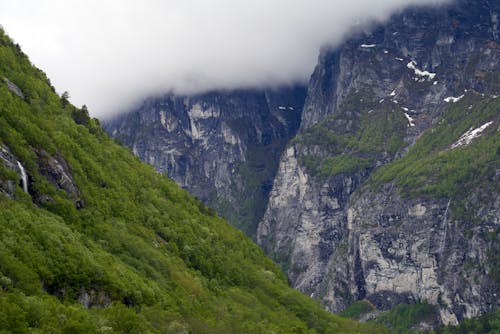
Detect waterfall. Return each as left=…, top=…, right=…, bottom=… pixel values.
left=17, top=161, right=28, bottom=193
left=439, top=199, right=451, bottom=257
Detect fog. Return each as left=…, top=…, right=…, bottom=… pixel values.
left=0, top=0, right=451, bottom=118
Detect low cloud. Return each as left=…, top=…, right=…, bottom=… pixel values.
left=0, top=0, right=451, bottom=118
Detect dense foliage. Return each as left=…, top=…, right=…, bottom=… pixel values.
left=372, top=303, right=436, bottom=334
left=340, top=301, right=440, bottom=334
left=0, top=29, right=386, bottom=333
left=426, top=309, right=500, bottom=334
left=339, top=301, right=375, bottom=320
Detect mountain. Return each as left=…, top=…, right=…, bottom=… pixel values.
left=0, top=29, right=385, bottom=333
left=105, top=0, right=499, bottom=329
left=257, top=0, right=499, bottom=326
left=105, top=87, right=306, bottom=238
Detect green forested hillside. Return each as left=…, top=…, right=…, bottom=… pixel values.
left=0, top=30, right=386, bottom=333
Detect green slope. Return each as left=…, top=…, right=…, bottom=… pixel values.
left=426, top=309, right=500, bottom=334
left=370, top=93, right=500, bottom=200
left=0, top=30, right=386, bottom=333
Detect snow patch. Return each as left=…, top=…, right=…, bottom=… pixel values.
left=444, top=95, right=464, bottom=103
left=401, top=107, right=409, bottom=112
left=395, top=57, right=404, bottom=62
left=407, top=60, right=436, bottom=81
left=390, top=90, right=397, bottom=97
left=404, top=113, right=415, bottom=127
left=451, top=122, right=493, bottom=149
left=361, top=44, right=376, bottom=48
left=384, top=50, right=389, bottom=54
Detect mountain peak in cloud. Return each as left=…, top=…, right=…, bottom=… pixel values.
left=0, top=0, right=452, bottom=118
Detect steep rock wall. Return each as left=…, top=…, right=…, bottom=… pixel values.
left=105, top=87, right=306, bottom=236
left=258, top=0, right=499, bottom=324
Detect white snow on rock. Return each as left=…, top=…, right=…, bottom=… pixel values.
left=444, top=95, right=464, bottom=103
left=278, top=106, right=286, bottom=110
left=384, top=50, right=389, bottom=54
left=361, top=44, right=376, bottom=48
left=401, top=107, right=409, bottom=112
left=407, top=60, right=436, bottom=80
left=451, top=121, right=493, bottom=149
left=390, top=90, right=397, bottom=97
left=395, top=57, right=404, bottom=61
left=404, top=113, right=415, bottom=127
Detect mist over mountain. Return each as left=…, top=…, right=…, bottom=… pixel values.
left=0, top=0, right=451, bottom=118
left=105, top=0, right=500, bottom=329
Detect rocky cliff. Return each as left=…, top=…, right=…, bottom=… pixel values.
left=105, top=88, right=306, bottom=236
left=104, top=0, right=499, bottom=327
left=257, top=0, right=499, bottom=325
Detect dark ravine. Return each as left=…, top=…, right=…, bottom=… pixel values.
left=105, top=87, right=306, bottom=236
left=105, top=0, right=499, bottom=328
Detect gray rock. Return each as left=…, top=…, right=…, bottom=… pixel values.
left=0, top=145, right=28, bottom=196
left=105, top=87, right=306, bottom=236
left=36, top=150, right=83, bottom=208
left=258, top=0, right=499, bottom=325
left=3, top=77, right=24, bottom=99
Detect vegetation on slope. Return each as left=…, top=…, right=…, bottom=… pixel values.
left=219, top=141, right=287, bottom=239
left=340, top=301, right=439, bottom=334
left=425, top=309, right=500, bottom=334
left=294, top=89, right=407, bottom=178
left=371, top=303, right=436, bottom=334
left=0, top=29, right=386, bottom=333
left=370, top=93, right=499, bottom=199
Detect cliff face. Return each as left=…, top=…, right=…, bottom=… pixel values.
left=0, top=28, right=385, bottom=333
left=105, top=87, right=306, bottom=236
left=257, top=0, right=499, bottom=325
left=104, top=0, right=499, bottom=326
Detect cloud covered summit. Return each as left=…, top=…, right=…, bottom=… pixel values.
left=0, top=0, right=451, bottom=118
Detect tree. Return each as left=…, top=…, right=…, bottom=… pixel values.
left=72, top=104, right=90, bottom=126
left=61, top=91, right=70, bottom=108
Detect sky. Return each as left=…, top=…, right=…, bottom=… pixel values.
left=0, top=0, right=451, bottom=119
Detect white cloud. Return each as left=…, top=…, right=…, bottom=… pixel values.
left=0, top=0, right=451, bottom=118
